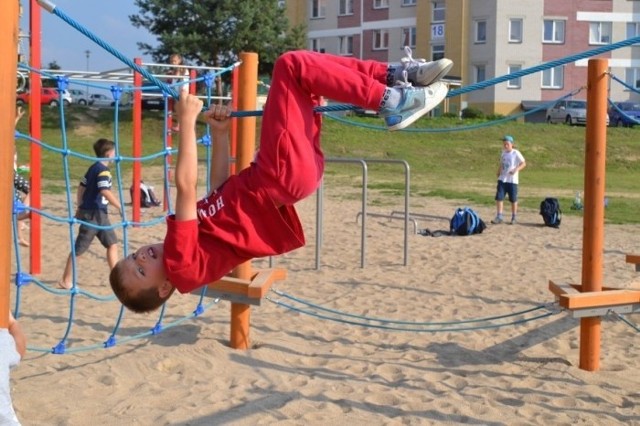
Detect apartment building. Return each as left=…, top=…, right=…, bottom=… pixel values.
left=283, top=0, right=640, bottom=117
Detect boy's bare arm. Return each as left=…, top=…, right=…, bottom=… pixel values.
left=8, top=313, right=26, bottom=359
left=174, top=93, right=204, bottom=221
left=101, top=189, right=122, bottom=212
left=202, top=104, right=232, bottom=191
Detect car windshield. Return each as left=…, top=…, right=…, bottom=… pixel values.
left=621, top=103, right=640, bottom=111
left=566, top=101, right=586, bottom=109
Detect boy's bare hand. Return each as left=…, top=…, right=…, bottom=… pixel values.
left=175, top=93, right=203, bottom=123
left=203, top=104, right=232, bottom=133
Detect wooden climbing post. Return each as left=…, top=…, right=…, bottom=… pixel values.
left=1, top=0, right=20, bottom=328
left=580, top=58, right=608, bottom=371
left=230, top=52, right=259, bottom=349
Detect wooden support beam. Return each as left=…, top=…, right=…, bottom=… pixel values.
left=549, top=280, right=640, bottom=310
left=204, top=268, right=286, bottom=301
left=626, top=254, right=640, bottom=272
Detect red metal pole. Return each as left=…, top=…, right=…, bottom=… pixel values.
left=29, top=0, right=41, bottom=274
left=132, top=57, right=142, bottom=223
left=579, top=58, right=608, bottom=371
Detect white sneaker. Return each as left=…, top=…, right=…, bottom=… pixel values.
left=390, top=47, right=454, bottom=86
left=380, top=81, right=448, bottom=131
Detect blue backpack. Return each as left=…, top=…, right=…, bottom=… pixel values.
left=450, top=207, right=486, bottom=236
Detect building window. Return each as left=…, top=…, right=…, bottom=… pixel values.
left=475, top=65, right=486, bottom=83
left=339, top=0, right=353, bottom=16
left=432, top=45, right=445, bottom=61
left=475, top=20, right=487, bottom=43
left=432, top=2, right=445, bottom=22
left=589, top=22, right=612, bottom=45
left=625, top=68, right=640, bottom=89
left=627, top=22, right=640, bottom=38
left=542, top=66, right=563, bottom=89
left=509, top=19, right=523, bottom=43
left=373, top=30, right=389, bottom=50
left=310, top=39, right=322, bottom=53
left=507, top=65, right=522, bottom=88
left=311, top=0, right=325, bottom=18
left=374, top=0, right=389, bottom=8
left=402, top=27, right=417, bottom=48
left=402, top=0, right=417, bottom=5
left=543, top=20, right=565, bottom=43
left=339, top=36, right=353, bottom=55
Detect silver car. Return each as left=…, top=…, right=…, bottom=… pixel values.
left=546, top=99, right=609, bottom=126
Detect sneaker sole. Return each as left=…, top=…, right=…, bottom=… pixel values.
left=388, top=82, right=448, bottom=131
left=412, top=59, right=454, bottom=86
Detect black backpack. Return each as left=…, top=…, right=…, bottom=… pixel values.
left=540, top=197, right=561, bottom=228
left=449, top=207, right=487, bottom=236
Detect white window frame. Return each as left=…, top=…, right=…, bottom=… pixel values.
left=402, top=27, right=417, bottom=48
left=475, top=65, right=486, bottom=83
left=475, top=20, right=487, bottom=43
left=507, top=64, right=522, bottom=89
left=432, top=2, right=445, bottom=23
left=542, top=66, right=564, bottom=89
left=509, top=18, right=523, bottom=43
left=311, top=0, right=326, bottom=19
left=339, top=36, right=353, bottom=55
left=374, top=0, right=389, bottom=9
left=625, top=67, right=640, bottom=90
left=339, top=0, right=353, bottom=16
left=402, top=0, right=417, bottom=6
left=310, top=39, right=322, bottom=53
left=589, top=22, right=612, bottom=45
left=373, top=29, right=389, bottom=50
left=627, top=22, right=640, bottom=39
left=543, top=19, right=565, bottom=43
left=432, top=44, right=445, bottom=61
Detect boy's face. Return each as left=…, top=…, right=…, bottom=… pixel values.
left=119, top=243, right=171, bottom=297
left=503, top=141, right=513, bottom=151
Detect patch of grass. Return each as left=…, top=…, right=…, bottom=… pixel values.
left=14, top=109, right=640, bottom=224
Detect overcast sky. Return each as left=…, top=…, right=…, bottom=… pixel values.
left=20, top=0, right=156, bottom=72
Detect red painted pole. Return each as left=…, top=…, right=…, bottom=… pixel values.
left=579, top=58, right=608, bottom=371
left=29, top=0, right=42, bottom=274
left=132, top=57, right=142, bottom=223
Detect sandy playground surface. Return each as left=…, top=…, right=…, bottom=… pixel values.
left=7, top=184, right=640, bottom=425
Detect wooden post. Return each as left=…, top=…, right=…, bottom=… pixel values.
left=229, top=52, right=258, bottom=349
left=1, top=0, right=19, bottom=328
left=580, top=58, right=608, bottom=371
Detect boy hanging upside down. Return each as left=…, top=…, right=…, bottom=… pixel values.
left=110, top=50, right=451, bottom=313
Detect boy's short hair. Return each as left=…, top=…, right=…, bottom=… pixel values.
left=109, top=261, right=174, bottom=314
left=93, top=138, right=115, bottom=158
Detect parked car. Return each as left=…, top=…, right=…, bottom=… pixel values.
left=546, top=99, right=609, bottom=126
left=141, top=82, right=166, bottom=110
left=16, top=87, right=72, bottom=107
left=69, top=88, right=89, bottom=105
left=608, top=101, right=640, bottom=127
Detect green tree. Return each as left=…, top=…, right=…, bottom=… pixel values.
left=130, top=0, right=306, bottom=74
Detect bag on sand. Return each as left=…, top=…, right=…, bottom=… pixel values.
left=130, top=181, right=161, bottom=208
left=540, top=197, right=561, bottom=228
left=450, top=207, right=486, bottom=236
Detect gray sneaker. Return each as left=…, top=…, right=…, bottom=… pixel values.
left=380, top=82, right=448, bottom=131
left=510, top=218, right=517, bottom=225
left=390, top=47, right=454, bottom=86
left=491, top=216, right=503, bottom=224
